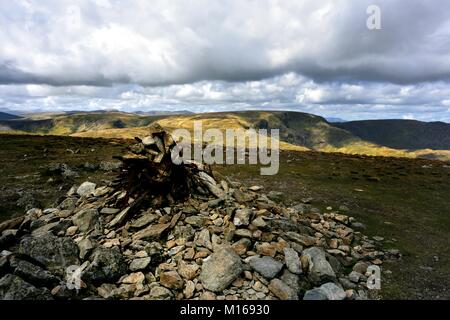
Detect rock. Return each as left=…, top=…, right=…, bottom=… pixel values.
left=83, top=247, right=127, bottom=284
left=251, top=217, right=267, bottom=228
left=183, top=280, right=195, bottom=299
left=78, top=237, right=95, bottom=260
left=160, top=271, right=183, bottom=290
left=122, top=272, right=145, bottom=284
left=303, top=288, right=328, bottom=300
left=97, top=283, right=117, bottom=299
left=185, top=216, right=208, bottom=228
left=66, top=226, right=78, bottom=236
left=0, top=274, right=53, bottom=300
left=268, top=278, right=298, bottom=300
left=12, top=259, right=60, bottom=287
left=0, top=216, right=24, bottom=234
left=178, top=260, right=199, bottom=280
left=19, top=233, right=79, bottom=275
left=231, top=238, right=252, bottom=256
left=58, top=197, right=78, bottom=211
left=353, top=261, right=369, bottom=274
left=198, top=171, right=226, bottom=198
left=100, top=208, right=120, bottom=215
left=301, top=247, right=336, bottom=285
left=285, top=232, right=316, bottom=247
left=132, top=223, right=170, bottom=241
left=249, top=256, right=283, bottom=279
left=200, top=245, right=243, bottom=292
left=234, top=229, right=253, bottom=238
left=249, top=186, right=263, bottom=191
left=233, top=209, right=252, bottom=226
left=108, top=207, right=131, bottom=228
left=148, top=285, right=173, bottom=300
left=283, top=247, right=302, bottom=274
left=349, top=271, right=362, bottom=283
left=173, top=225, right=196, bottom=241
left=319, top=282, right=346, bottom=300
left=194, top=228, right=212, bottom=250
left=279, top=269, right=310, bottom=296
left=256, top=242, right=277, bottom=257
left=72, top=208, right=100, bottom=233
left=129, top=257, right=151, bottom=272
left=76, top=182, right=96, bottom=197
left=130, top=213, right=158, bottom=229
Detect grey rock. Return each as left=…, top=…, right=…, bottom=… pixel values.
left=12, top=258, right=60, bottom=287
left=130, top=213, right=158, bottom=229
left=76, top=182, right=96, bottom=197
left=349, top=271, right=362, bottom=283
left=283, top=247, right=302, bottom=274
left=19, top=233, right=79, bottom=276
left=301, top=247, right=336, bottom=285
left=83, top=247, right=127, bottom=284
left=319, top=282, right=346, bottom=300
left=194, top=228, right=212, bottom=250
left=72, top=208, right=100, bottom=233
left=303, top=288, right=328, bottom=300
left=233, top=209, right=252, bottom=227
left=185, top=215, right=208, bottom=228
left=249, top=256, right=283, bottom=279
left=0, top=274, right=53, bottom=300
left=129, top=257, right=151, bottom=272
left=200, top=245, right=243, bottom=292
left=100, top=208, right=120, bottom=215
left=148, top=285, right=173, bottom=300
left=353, top=261, right=369, bottom=274
left=173, top=225, right=196, bottom=241
left=78, top=237, right=95, bottom=260
left=279, top=269, right=311, bottom=296
left=58, top=197, right=78, bottom=211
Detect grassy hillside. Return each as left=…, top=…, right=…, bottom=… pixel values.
left=0, top=112, right=22, bottom=121
left=336, top=119, right=450, bottom=150
left=2, top=110, right=450, bottom=161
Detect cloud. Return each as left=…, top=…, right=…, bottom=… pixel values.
left=0, top=0, right=450, bottom=121
left=1, top=0, right=450, bottom=86
left=1, top=73, right=450, bottom=122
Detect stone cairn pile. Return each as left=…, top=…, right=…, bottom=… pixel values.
left=0, top=129, right=400, bottom=300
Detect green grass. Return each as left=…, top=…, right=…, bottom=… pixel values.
left=216, top=151, right=450, bottom=299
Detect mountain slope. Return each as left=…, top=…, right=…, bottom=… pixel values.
left=0, top=111, right=163, bottom=135
left=336, top=119, right=450, bottom=150
left=2, top=110, right=450, bottom=161
left=0, top=112, right=21, bottom=121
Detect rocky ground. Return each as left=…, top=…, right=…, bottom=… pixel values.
left=0, top=130, right=401, bottom=300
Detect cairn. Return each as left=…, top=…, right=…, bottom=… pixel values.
left=0, top=129, right=400, bottom=300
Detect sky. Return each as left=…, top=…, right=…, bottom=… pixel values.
left=1, top=0, right=450, bottom=121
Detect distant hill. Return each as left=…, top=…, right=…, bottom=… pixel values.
left=0, top=112, right=21, bottom=121
left=336, top=119, right=450, bottom=150
left=0, top=111, right=165, bottom=135
left=1, top=110, right=450, bottom=161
